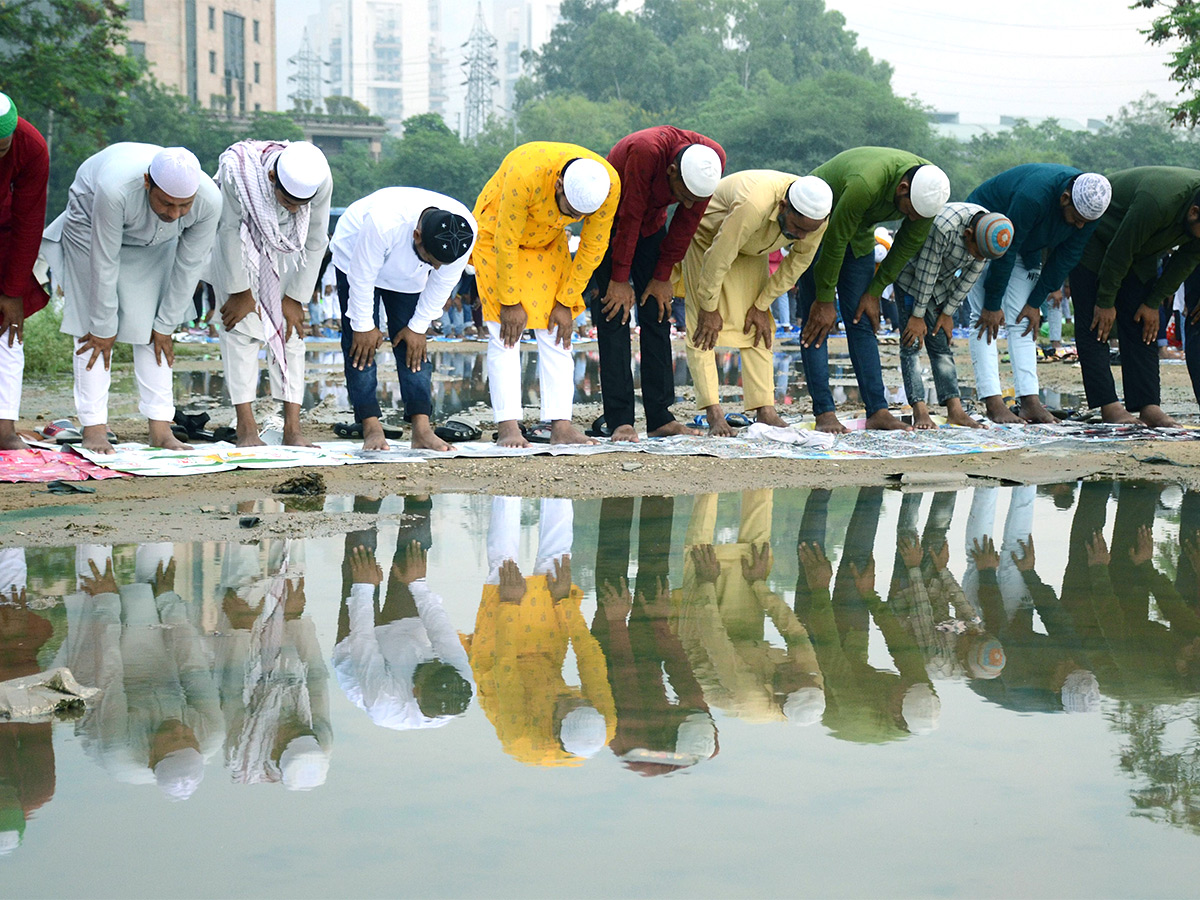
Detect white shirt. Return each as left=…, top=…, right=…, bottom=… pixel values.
left=329, top=187, right=476, bottom=334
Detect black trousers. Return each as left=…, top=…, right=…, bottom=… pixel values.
left=589, top=227, right=675, bottom=431
left=1185, top=267, right=1200, bottom=407
left=1070, top=264, right=1160, bottom=411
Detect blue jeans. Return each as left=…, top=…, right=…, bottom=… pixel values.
left=441, top=304, right=465, bottom=337
left=336, top=267, right=433, bottom=422
left=796, top=246, right=887, bottom=416
left=897, top=293, right=960, bottom=406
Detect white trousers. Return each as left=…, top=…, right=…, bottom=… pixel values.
left=220, top=311, right=306, bottom=406
left=962, top=485, right=1036, bottom=623
left=0, top=335, right=23, bottom=420
left=73, top=340, right=174, bottom=426
left=485, top=321, right=574, bottom=422
left=966, top=256, right=1041, bottom=399
left=486, top=495, right=574, bottom=583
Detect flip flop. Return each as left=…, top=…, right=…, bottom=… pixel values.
left=39, top=419, right=82, bottom=444
left=174, top=410, right=216, bottom=441
left=585, top=415, right=613, bottom=438
left=212, top=426, right=238, bottom=443
left=434, top=419, right=482, bottom=442
left=724, top=412, right=754, bottom=428
left=526, top=421, right=552, bottom=443
left=332, top=422, right=404, bottom=439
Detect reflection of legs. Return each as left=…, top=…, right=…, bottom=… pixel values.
left=1178, top=488, right=1200, bottom=604
left=920, top=491, right=957, bottom=558
left=596, top=497, right=635, bottom=591
left=534, top=498, right=573, bottom=576
left=795, top=487, right=832, bottom=601
left=685, top=493, right=719, bottom=549
left=1110, top=482, right=1162, bottom=598
left=893, top=493, right=923, bottom=589
left=962, top=487, right=998, bottom=613
left=134, top=542, right=174, bottom=584
left=998, top=485, right=1035, bottom=619
left=379, top=537, right=419, bottom=624
left=738, top=489, right=772, bottom=547
left=487, top=495, right=521, bottom=583
left=832, top=487, right=884, bottom=656
left=636, top=496, right=674, bottom=595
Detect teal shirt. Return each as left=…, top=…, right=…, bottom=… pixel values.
left=810, top=147, right=935, bottom=304
left=1077, top=166, right=1200, bottom=309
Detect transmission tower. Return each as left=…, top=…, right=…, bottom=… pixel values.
left=288, top=28, right=326, bottom=113
left=461, top=3, right=498, bottom=141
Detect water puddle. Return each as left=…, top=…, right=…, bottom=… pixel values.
left=3, top=482, right=1200, bottom=894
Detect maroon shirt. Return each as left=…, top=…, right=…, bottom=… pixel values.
left=606, top=126, right=726, bottom=284
left=0, top=117, right=50, bottom=304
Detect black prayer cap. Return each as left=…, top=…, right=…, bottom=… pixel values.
left=422, top=210, right=474, bottom=263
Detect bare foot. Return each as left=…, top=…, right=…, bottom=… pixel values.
left=705, top=404, right=735, bottom=437
left=362, top=420, right=390, bottom=451
left=911, top=403, right=936, bottom=430
left=814, top=411, right=849, bottom=434
left=610, top=424, right=640, bottom=442
left=754, top=406, right=788, bottom=428
left=550, top=420, right=597, bottom=445
left=495, top=420, right=530, bottom=448
left=282, top=428, right=315, bottom=448
left=236, top=427, right=268, bottom=448
left=281, top=404, right=314, bottom=448
left=1016, top=395, right=1057, bottom=425
left=0, top=423, right=27, bottom=450
left=1138, top=405, right=1180, bottom=428
left=864, top=409, right=911, bottom=431
left=647, top=420, right=702, bottom=438
left=81, top=424, right=114, bottom=454
left=1099, top=402, right=1139, bottom=425
left=945, top=400, right=984, bottom=429
left=148, top=422, right=192, bottom=451
left=983, top=396, right=1024, bottom=425
left=410, top=418, right=450, bottom=452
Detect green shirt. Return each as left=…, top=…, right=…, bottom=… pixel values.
left=1078, top=166, right=1200, bottom=308
left=810, top=147, right=935, bottom=304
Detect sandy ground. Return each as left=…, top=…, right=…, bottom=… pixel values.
left=4, top=334, right=1199, bottom=546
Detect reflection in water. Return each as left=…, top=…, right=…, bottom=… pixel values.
left=8, top=484, right=1200, bottom=886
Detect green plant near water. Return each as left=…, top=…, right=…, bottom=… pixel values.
left=22, top=304, right=132, bottom=377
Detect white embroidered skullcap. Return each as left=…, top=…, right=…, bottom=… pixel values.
left=1071, top=173, right=1112, bottom=221
left=562, top=157, right=611, bottom=215
left=1061, top=669, right=1101, bottom=713
left=148, top=147, right=202, bottom=199
left=276, top=141, right=330, bottom=200
left=153, top=747, right=205, bottom=801
left=679, top=144, right=722, bottom=197
left=787, top=176, right=833, bottom=219
left=909, top=164, right=951, bottom=218
left=280, top=735, right=329, bottom=790
left=901, top=682, right=941, bottom=735
left=782, top=686, right=826, bottom=726
left=559, top=705, right=607, bottom=758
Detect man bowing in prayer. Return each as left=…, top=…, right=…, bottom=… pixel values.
left=330, top=187, right=476, bottom=451
left=682, top=172, right=832, bottom=436
left=591, top=127, right=725, bottom=441
left=44, top=143, right=221, bottom=453
left=472, top=142, right=620, bottom=447
left=210, top=140, right=332, bottom=447
left=0, top=91, right=49, bottom=451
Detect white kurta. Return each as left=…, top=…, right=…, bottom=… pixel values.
left=44, top=142, right=221, bottom=344
left=329, top=186, right=475, bottom=334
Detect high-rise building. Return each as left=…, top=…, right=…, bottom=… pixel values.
left=125, top=0, right=277, bottom=114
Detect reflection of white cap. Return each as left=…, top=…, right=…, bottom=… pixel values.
left=901, top=683, right=941, bottom=735
left=276, top=141, right=330, bottom=200
left=787, top=176, right=833, bottom=219
left=1061, top=669, right=1101, bottom=713
left=783, top=686, right=826, bottom=726
left=908, top=164, right=951, bottom=218
left=280, top=735, right=329, bottom=790
left=562, top=158, right=611, bottom=215
left=559, top=705, right=607, bottom=758
left=0, top=831, right=21, bottom=856
left=148, top=147, right=202, bottom=199
left=675, top=712, right=717, bottom=761
left=679, top=144, right=722, bottom=197
left=154, top=747, right=205, bottom=801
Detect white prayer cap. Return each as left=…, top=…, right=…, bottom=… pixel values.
left=901, top=683, right=941, bottom=735
left=787, top=175, right=833, bottom=219
left=679, top=144, right=722, bottom=197
left=562, top=157, right=611, bottom=215
left=874, top=226, right=892, bottom=241
left=559, top=705, right=607, bottom=758
left=909, top=164, right=951, bottom=218
left=148, top=147, right=202, bottom=199
left=1071, top=173, right=1111, bottom=221
left=280, top=735, right=329, bottom=790
left=153, top=747, right=205, bottom=801
left=0, top=831, right=20, bottom=856
left=465, top=263, right=476, bottom=275
left=1061, top=669, right=1101, bottom=713
left=276, top=141, right=330, bottom=201
left=782, top=686, right=826, bottom=726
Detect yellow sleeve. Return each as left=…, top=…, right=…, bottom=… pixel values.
left=756, top=221, right=828, bottom=310
left=495, top=161, right=535, bottom=307
left=557, top=165, right=620, bottom=315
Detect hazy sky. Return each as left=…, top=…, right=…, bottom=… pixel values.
left=275, top=0, right=1184, bottom=125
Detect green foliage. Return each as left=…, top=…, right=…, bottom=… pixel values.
left=1133, top=0, right=1200, bottom=126
left=324, top=95, right=371, bottom=117
left=22, top=303, right=74, bottom=377
left=516, top=95, right=647, bottom=156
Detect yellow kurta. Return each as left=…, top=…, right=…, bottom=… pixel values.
left=467, top=577, right=617, bottom=767
left=471, top=142, right=620, bottom=330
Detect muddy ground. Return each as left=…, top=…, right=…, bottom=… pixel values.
left=3, top=335, right=1199, bottom=546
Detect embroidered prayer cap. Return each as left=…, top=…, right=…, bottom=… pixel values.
left=280, top=735, right=330, bottom=790
left=276, top=141, right=330, bottom=201
left=149, top=147, right=203, bottom=199
left=1061, top=669, right=1101, bottom=713
left=908, top=164, right=951, bottom=218
left=562, top=157, right=611, bottom=214
left=558, top=705, right=607, bottom=759
left=0, top=93, right=17, bottom=139
left=787, top=175, right=833, bottom=219
left=153, top=747, right=205, bottom=801
left=783, top=686, right=826, bottom=726
left=964, top=635, right=1006, bottom=680
left=679, top=143, right=722, bottom=197
left=1071, top=172, right=1111, bottom=221
left=422, top=209, right=475, bottom=263
left=974, top=211, right=1014, bottom=259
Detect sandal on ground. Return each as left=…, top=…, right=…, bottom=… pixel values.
left=332, top=421, right=404, bottom=439
left=526, top=421, right=552, bottom=443
left=434, top=419, right=482, bottom=442
left=585, top=415, right=613, bottom=438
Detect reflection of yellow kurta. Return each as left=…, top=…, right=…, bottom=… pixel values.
left=679, top=171, right=827, bottom=409
left=467, top=577, right=617, bottom=766
left=472, top=142, right=620, bottom=330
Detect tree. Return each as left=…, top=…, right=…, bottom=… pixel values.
left=1133, top=0, right=1200, bottom=125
